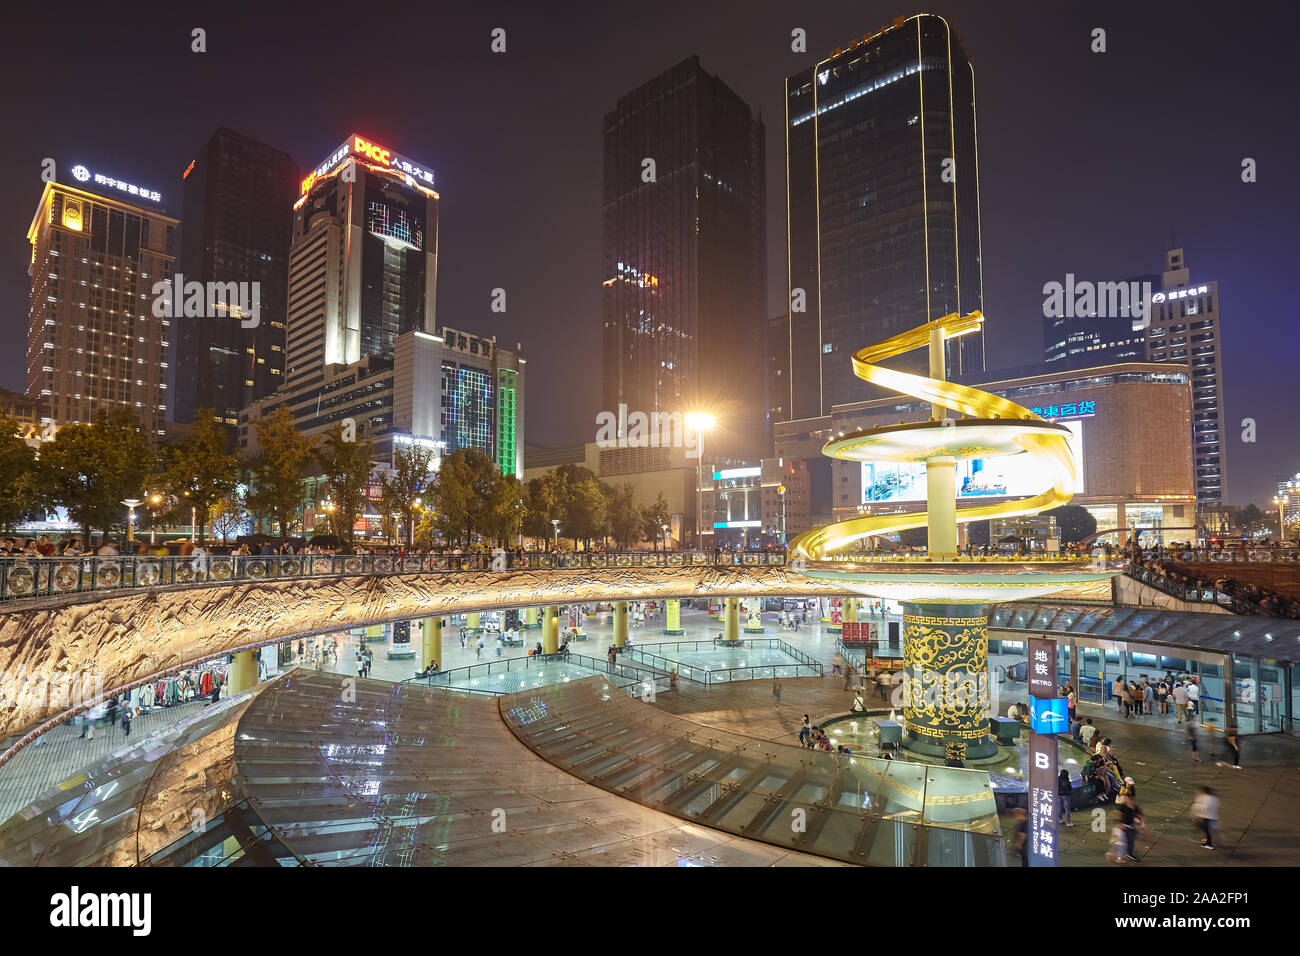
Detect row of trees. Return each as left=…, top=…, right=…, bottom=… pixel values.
left=0, top=408, right=680, bottom=552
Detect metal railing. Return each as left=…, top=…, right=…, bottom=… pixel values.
left=619, top=638, right=824, bottom=685
left=0, top=549, right=790, bottom=604
left=1125, top=564, right=1294, bottom=618
left=1135, top=545, right=1300, bottom=564
left=402, top=647, right=669, bottom=698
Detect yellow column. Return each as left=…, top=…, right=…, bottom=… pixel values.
left=228, top=650, right=257, bottom=695
left=663, top=598, right=683, bottom=635
left=723, top=598, right=740, bottom=642
left=524, top=606, right=539, bottom=629
left=927, top=460, right=958, bottom=556
left=613, top=601, right=629, bottom=647
left=420, top=616, right=443, bottom=671
left=542, top=606, right=560, bottom=654
left=467, top=611, right=481, bottom=632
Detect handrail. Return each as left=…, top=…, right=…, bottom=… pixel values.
left=620, top=638, right=824, bottom=685
left=402, top=647, right=668, bottom=697
left=1125, top=563, right=1294, bottom=619
left=0, top=550, right=791, bottom=604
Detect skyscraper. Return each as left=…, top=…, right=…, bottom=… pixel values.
left=1145, top=249, right=1227, bottom=509
left=785, top=14, right=983, bottom=421
left=174, top=128, right=298, bottom=435
left=26, top=166, right=177, bottom=436
left=601, top=56, right=767, bottom=460
left=287, top=134, right=439, bottom=389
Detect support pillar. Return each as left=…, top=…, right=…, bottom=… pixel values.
left=1069, top=638, right=1079, bottom=695
left=228, top=650, right=258, bottom=695
left=900, top=602, right=997, bottom=759
left=466, top=611, right=481, bottom=632
left=663, top=598, right=683, bottom=635
left=613, top=601, right=629, bottom=647
left=723, top=597, right=740, bottom=643
left=542, top=606, right=560, bottom=655
left=420, top=616, right=443, bottom=672
left=926, top=460, right=958, bottom=556
left=524, top=607, right=540, bottom=629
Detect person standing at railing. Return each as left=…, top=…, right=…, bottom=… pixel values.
left=35, top=534, right=56, bottom=557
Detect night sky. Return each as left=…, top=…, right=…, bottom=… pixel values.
left=2, top=0, right=1296, bottom=506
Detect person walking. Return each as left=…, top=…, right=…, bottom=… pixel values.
left=1224, top=727, right=1242, bottom=769
left=121, top=705, right=132, bottom=738
left=772, top=680, right=782, bottom=704
left=1117, top=793, right=1144, bottom=863
left=607, top=646, right=616, bottom=672
left=1186, top=679, right=1200, bottom=716
left=1067, top=686, right=1077, bottom=727
left=476, top=634, right=485, bottom=659
left=1058, top=768, right=1074, bottom=828
left=842, top=661, right=855, bottom=693
left=1191, top=786, right=1219, bottom=849
left=832, top=652, right=843, bottom=677
left=1186, top=720, right=1201, bottom=762
left=1013, top=807, right=1029, bottom=867
left=1113, top=675, right=1126, bottom=716
left=1121, top=682, right=1134, bottom=719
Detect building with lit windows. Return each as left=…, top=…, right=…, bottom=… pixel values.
left=1144, top=249, right=1227, bottom=510
left=1042, top=272, right=1159, bottom=367
left=174, top=128, right=299, bottom=437
left=239, top=326, right=524, bottom=475
left=601, top=56, right=767, bottom=461
left=286, top=134, right=438, bottom=390
left=775, top=361, right=1196, bottom=544
left=25, top=169, right=177, bottom=437
left=784, top=13, right=983, bottom=423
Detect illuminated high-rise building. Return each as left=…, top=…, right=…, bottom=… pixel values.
left=26, top=166, right=177, bottom=437
left=174, top=128, right=299, bottom=435
left=286, top=134, right=439, bottom=389
left=785, top=13, right=983, bottom=421
left=601, top=56, right=767, bottom=460
left=1145, top=248, right=1227, bottom=509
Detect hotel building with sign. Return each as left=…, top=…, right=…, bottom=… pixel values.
left=774, top=361, right=1196, bottom=545
left=25, top=167, right=177, bottom=437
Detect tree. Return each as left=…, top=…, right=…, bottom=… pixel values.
left=430, top=447, right=509, bottom=546
left=210, top=489, right=250, bottom=542
left=158, top=411, right=240, bottom=543
left=37, top=408, right=151, bottom=543
left=606, top=483, right=643, bottom=549
left=564, top=476, right=608, bottom=548
left=1045, top=504, right=1098, bottom=545
left=0, top=415, right=41, bottom=531
left=244, top=405, right=316, bottom=537
left=640, top=491, right=672, bottom=550
left=1238, top=503, right=1264, bottom=537
left=382, top=444, right=436, bottom=546
left=524, top=474, right=563, bottom=545
left=314, top=421, right=375, bottom=548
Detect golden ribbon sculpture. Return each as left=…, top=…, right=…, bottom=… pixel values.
left=788, top=311, right=1077, bottom=561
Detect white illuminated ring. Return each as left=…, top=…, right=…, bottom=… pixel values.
left=72, top=165, right=90, bottom=182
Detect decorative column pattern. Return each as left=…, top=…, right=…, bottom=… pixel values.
left=901, top=602, right=996, bottom=759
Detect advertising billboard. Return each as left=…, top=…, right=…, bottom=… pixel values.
left=861, top=420, right=1084, bottom=504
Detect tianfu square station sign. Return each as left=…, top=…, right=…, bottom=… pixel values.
left=300, top=134, right=436, bottom=196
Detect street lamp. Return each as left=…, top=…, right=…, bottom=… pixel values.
left=1274, top=495, right=1288, bottom=544
left=550, top=518, right=560, bottom=552
left=148, top=493, right=162, bottom=545
left=661, top=522, right=670, bottom=552
left=122, top=499, right=141, bottom=552
left=685, top=412, right=716, bottom=549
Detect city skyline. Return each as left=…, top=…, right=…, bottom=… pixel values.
left=1, top=1, right=1295, bottom=506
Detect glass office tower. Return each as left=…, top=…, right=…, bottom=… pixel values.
left=602, top=56, right=767, bottom=460
left=785, top=14, right=983, bottom=420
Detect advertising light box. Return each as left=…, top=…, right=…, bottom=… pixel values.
left=860, top=420, right=1084, bottom=503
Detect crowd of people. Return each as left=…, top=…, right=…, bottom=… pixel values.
left=1133, top=553, right=1299, bottom=618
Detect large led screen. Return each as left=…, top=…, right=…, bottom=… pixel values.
left=860, top=420, right=1085, bottom=503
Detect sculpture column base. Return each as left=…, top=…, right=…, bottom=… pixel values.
left=901, top=602, right=997, bottom=760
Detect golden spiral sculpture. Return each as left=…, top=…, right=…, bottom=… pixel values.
left=788, top=311, right=1078, bottom=561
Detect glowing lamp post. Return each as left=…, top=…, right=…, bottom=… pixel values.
left=685, top=412, right=716, bottom=549
left=122, top=499, right=141, bottom=551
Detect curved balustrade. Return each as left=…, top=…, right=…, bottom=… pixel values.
left=1135, top=546, right=1300, bottom=565
left=1124, top=564, right=1294, bottom=618
left=0, top=549, right=789, bottom=604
